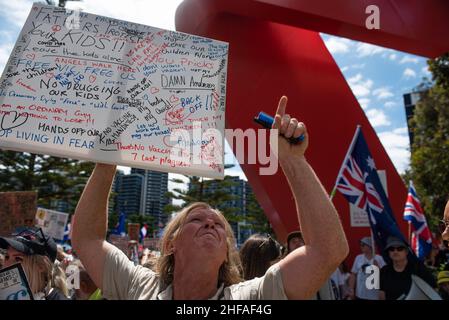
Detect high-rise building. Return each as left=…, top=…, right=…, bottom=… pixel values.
left=131, top=169, right=170, bottom=225
left=403, top=87, right=430, bottom=148
left=115, top=171, right=144, bottom=216
left=189, top=176, right=260, bottom=245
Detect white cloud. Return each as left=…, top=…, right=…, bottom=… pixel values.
left=378, top=127, right=410, bottom=173
left=358, top=98, right=370, bottom=110
left=422, top=66, right=431, bottom=76
left=351, top=63, right=365, bottom=69
left=373, top=87, right=394, bottom=100
left=389, top=54, right=397, bottom=61
left=384, top=101, right=397, bottom=108
left=399, top=55, right=419, bottom=64
left=0, top=44, right=13, bottom=74
left=403, top=68, right=417, bottom=79
left=341, top=64, right=365, bottom=73
left=347, top=73, right=374, bottom=98
left=356, top=43, right=387, bottom=57
left=323, top=37, right=353, bottom=54
left=366, top=109, right=391, bottom=127
left=0, top=0, right=34, bottom=27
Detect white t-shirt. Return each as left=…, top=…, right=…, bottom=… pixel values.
left=102, top=246, right=288, bottom=300
left=351, top=254, right=385, bottom=300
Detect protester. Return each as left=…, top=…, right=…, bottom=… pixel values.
left=379, top=236, right=436, bottom=300
left=437, top=270, right=449, bottom=300
left=286, top=230, right=305, bottom=254
left=0, top=251, right=4, bottom=270
left=0, top=227, right=70, bottom=300
left=239, top=234, right=282, bottom=280
left=425, top=243, right=443, bottom=276
left=331, top=262, right=351, bottom=300
left=284, top=229, right=339, bottom=299
left=140, top=249, right=159, bottom=271
left=349, top=236, right=385, bottom=300
left=69, top=260, right=103, bottom=300
left=72, top=96, right=349, bottom=300
left=56, top=244, right=74, bottom=271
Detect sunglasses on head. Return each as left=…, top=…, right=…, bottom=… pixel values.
left=12, top=228, right=49, bottom=247
left=388, top=246, right=406, bottom=252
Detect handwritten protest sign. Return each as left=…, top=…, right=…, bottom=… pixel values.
left=127, top=223, right=140, bottom=242
left=0, top=191, right=36, bottom=237
left=0, top=3, right=227, bottom=178
left=0, top=264, right=34, bottom=300
left=35, top=207, right=69, bottom=240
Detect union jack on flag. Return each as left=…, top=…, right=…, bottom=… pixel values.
left=403, top=181, right=432, bottom=260
left=337, top=156, right=384, bottom=215
left=335, top=127, right=408, bottom=257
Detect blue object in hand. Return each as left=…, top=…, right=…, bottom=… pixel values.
left=254, top=111, right=305, bottom=144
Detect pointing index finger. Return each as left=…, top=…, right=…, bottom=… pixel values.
left=276, top=96, right=288, bottom=117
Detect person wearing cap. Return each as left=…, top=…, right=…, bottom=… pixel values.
left=348, top=236, right=385, bottom=300
left=437, top=270, right=449, bottom=300
left=285, top=230, right=340, bottom=300
left=379, top=236, right=436, bottom=300
left=0, top=228, right=69, bottom=300
left=72, top=96, right=350, bottom=300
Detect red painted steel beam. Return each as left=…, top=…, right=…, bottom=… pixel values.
left=176, top=0, right=449, bottom=58
left=175, top=0, right=445, bottom=261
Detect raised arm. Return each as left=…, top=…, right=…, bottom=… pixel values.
left=71, top=163, right=117, bottom=289
left=273, top=96, right=349, bottom=299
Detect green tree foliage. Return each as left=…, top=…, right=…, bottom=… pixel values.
left=241, top=191, right=273, bottom=236
left=0, top=151, right=94, bottom=213
left=410, top=53, right=449, bottom=228
left=165, top=175, right=241, bottom=222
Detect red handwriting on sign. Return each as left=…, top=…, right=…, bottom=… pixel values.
left=164, top=106, right=192, bottom=125
left=16, top=79, right=36, bottom=92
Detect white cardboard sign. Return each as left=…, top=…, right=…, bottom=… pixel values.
left=35, top=207, right=69, bottom=240
left=0, top=3, right=227, bottom=178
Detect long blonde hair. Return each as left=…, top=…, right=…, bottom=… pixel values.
left=156, top=202, right=242, bottom=287
left=21, top=255, right=69, bottom=298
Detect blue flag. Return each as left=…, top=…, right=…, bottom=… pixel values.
left=336, top=128, right=409, bottom=259
left=112, top=212, right=126, bottom=236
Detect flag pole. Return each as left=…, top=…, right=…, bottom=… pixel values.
left=408, top=221, right=412, bottom=244
left=370, top=228, right=376, bottom=256
left=329, top=125, right=362, bottom=201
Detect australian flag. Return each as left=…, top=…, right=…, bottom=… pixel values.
left=336, top=128, right=408, bottom=258
left=403, top=181, right=432, bottom=260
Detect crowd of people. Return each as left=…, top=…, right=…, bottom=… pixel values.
left=1, top=225, right=448, bottom=300
left=0, top=96, right=448, bottom=300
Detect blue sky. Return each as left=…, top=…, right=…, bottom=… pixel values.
left=0, top=0, right=432, bottom=185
